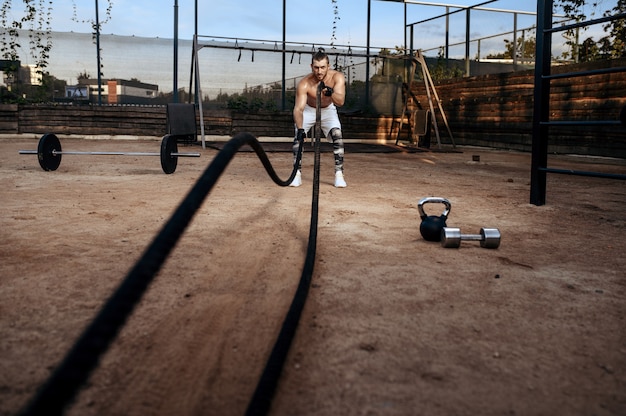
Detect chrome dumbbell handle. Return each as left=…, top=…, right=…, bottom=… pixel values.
left=441, top=227, right=501, bottom=249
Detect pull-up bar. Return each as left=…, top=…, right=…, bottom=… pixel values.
left=379, top=0, right=537, bottom=18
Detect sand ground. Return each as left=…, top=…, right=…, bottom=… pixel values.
left=1, top=136, right=625, bottom=416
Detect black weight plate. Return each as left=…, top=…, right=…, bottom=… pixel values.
left=38, top=133, right=62, bottom=171
left=160, top=134, right=178, bottom=174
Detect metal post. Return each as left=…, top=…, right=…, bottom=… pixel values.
left=281, top=0, right=286, bottom=111
left=513, top=12, right=518, bottom=69
left=95, top=0, right=102, bottom=105
left=365, top=0, right=371, bottom=110
left=465, top=8, right=470, bottom=77
left=193, top=0, right=199, bottom=105
left=404, top=3, right=407, bottom=52
left=173, top=0, right=179, bottom=103
left=445, top=6, right=450, bottom=66
left=521, top=29, right=526, bottom=64
left=530, top=0, right=553, bottom=206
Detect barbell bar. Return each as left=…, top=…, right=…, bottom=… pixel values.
left=19, top=133, right=201, bottom=174
left=441, top=227, right=501, bottom=249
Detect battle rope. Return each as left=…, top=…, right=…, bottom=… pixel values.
left=245, top=83, right=324, bottom=415
left=19, top=133, right=306, bottom=416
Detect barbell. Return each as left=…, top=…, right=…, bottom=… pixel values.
left=441, top=227, right=501, bottom=249
left=19, top=133, right=201, bottom=174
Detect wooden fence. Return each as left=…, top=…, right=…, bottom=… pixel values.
left=1, top=57, right=624, bottom=158
left=410, top=58, right=626, bottom=157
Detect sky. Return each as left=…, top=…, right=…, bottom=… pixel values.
left=2, top=0, right=615, bottom=94
left=15, top=1, right=542, bottom=49
left=6, top=1, right=614, bottom=56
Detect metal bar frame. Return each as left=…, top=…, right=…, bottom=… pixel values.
left=530, top=0, right=626, bottom=206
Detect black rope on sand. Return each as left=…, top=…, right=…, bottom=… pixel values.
left=245, top=82, right=325, bottom=416
left=19, top=133, right=305, bottom=416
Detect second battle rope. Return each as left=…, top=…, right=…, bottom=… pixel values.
left=245, top=82, right=325, bottom=415
left=19, top=133, right=305, bottom=416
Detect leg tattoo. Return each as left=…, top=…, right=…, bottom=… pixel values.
left=329, top=128, right=344, bottom=172
left=292, top=135, right=302, bottom=169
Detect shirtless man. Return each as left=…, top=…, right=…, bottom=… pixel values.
left=290, top=49, right=347, bottom=187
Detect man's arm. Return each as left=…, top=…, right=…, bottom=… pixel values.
left=330, top=72, right=346, bottom=107
left=293, top=81, right=308, bottom=129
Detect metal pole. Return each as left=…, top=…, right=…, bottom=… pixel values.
left=465, top=7, right=470, bottom=76
left=521, top=29, right=526, bottom=64
left=530, top=0, right=552, bottom=206
left=445, top=6, right=450, bottom=65
left=173, top=0, right=179, bottom=103
left=404, top=2, right=407, bottom=52
left=95, top=0, right=102, bottom=105
left=513, top=12, right=518, bottom=68
left=366, top=0, right=371, bottom=110
left=193, top=0, right=199, bottom=105
left=282, top=0, right=286, bottom=111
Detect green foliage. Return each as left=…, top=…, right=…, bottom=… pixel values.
left=554, top=0, right=588, bottom=22
left=600, top=0, right=626, bottom=58
left=1, top=0, right=52, bottom=69
left=71, top=0, right=113, bottom=79
left=0, top=0, right=113, bottom=103
left=71, top=0, right=113, bottom=30
left=77, top=70, right=91, bottom=81
left=330, top=0, right=339, bottom=47
left=0, top=0, right=56, bottom=103
left=555, top=0, right=626, bottom=61
left=344, top=80, right=364, bottom=109
left=429, top=54, right=464, bottom=81
left=0, top=71, right=65, bottom=103
left=485, top=36, right=537, bottom=60
left=226, top=94, right=278, bottom=113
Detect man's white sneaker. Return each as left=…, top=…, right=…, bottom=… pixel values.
left=289, top=170, right=302, bottom=187
left=334, top=171, right=347, bottom=188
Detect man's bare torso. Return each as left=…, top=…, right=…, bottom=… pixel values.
left=303, top=70, right=341, bottom=108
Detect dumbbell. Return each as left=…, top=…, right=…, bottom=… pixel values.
left=441, top=227, right=501, bottom=249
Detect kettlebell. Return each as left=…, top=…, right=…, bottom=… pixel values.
left=418, top=197, right=451, bottom=242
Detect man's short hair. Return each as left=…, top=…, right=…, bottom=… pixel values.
left=312, top=48, right=329, bottom=64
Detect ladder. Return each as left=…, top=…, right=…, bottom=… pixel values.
left=388, top=60, right=418, bottom=144
left=393, top=51, right=456, bottom=149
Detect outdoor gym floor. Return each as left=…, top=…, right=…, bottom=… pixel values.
left=1, top=136, right=625, bottom=415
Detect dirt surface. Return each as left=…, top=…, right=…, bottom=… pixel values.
left=1, top=136, right=625, bottom=416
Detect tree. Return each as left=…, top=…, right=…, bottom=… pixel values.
left=578, top=36, right=601, bottom=61
left=505, top=36, right=537, bottom=60
left=330, top=0, right=339, bottom=47
left=77, top=70, right=91, bottom=82
left=0, top=0, right=113, bottom=102
left=555, top=0, right=626, bottom=61
left=485, top=36, right=537, bottom=60
left=0, top=0, right=52, bottom=72
left=601, top=0, right=626, bottom=58
left=71, top=0, right=113, bottom=79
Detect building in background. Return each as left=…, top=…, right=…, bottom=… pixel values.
left=65, top=78, right=159, bottom=104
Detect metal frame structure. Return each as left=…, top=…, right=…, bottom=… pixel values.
left=389, top=0, right=544, bottom=76
left=184, top=0, right=385, bottom=118
left=189, top=36, right=376, bottom=148
left=178, top=0, right=545, bottom=114
left=530, top=0, right=626, bottom=206
left=392, top=52, right=455, bottom=148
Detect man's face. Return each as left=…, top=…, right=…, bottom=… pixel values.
left=311, top=59, right=328, bottom=81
